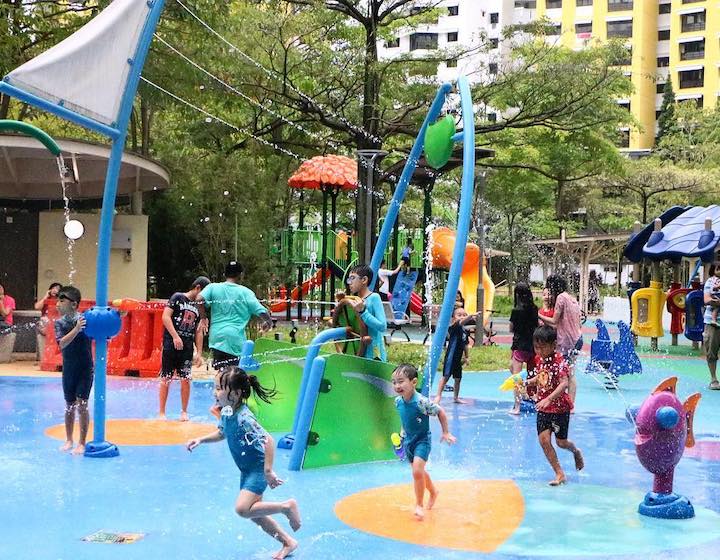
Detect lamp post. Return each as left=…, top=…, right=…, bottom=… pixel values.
left=474, top=171, right=487, bottom=347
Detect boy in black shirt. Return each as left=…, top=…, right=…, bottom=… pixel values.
left=55, top=286, right=93, bottom=455
left=434, top=306, right=472, bottom=404
left=158, top=276, right=210, bottom=421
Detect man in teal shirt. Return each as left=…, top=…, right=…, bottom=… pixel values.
left=198, top=262, right=272, bottom=369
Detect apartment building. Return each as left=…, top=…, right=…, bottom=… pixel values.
left=378, top=1, right=720, bottom=151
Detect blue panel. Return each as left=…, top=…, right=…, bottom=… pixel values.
left=623, top=206, right=690, bottom=263
left=642, top=205, right=720, bottom=263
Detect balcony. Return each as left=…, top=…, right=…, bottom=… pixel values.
left=679, top=79, right=704, bottom=88
left=608, top=0, right=633, bottom=11
left=682, top=21, right=706, bottom=32
left=680, top=49, right=704, bottom=61
left=682, top=0, right=704, bottom=4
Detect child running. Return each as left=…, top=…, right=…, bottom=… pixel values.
left=434, top=306, right=472, bottom=404
left=187, top=368, right=301, bottom=559
left=509, top=282, right=538, bottom=414
left=525, top=326, right=584, bottom=486
left=392, top=363, right=456, bottom=520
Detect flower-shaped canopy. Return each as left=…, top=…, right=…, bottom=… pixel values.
left=288, top=155, right=358, bottom=191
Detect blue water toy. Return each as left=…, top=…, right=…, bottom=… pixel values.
left=585, top=319, right=641, bottom=389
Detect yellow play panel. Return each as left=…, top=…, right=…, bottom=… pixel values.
left=45, top=418, right=216, bottom=445
left=335, top=479, right=524, bottom=553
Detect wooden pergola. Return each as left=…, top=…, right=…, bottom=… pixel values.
left=529, top=231, right=631, bottom=313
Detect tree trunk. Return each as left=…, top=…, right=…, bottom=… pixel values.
left=555, top=179, right=565, bottom=221
left=0, top=94, right=9, bottom=120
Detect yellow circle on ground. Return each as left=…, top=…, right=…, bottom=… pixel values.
left=44, top=418, right=216, bottom=445
left=335, top=479, right=524, bottom=553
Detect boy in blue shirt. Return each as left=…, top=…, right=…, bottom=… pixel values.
left=55, top=286, right=93, bottom=455
left=392, top=363, right=455, bottom=520
left=346, top=264, right=387, bottom=361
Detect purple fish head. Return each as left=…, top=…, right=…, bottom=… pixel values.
left=634, top=377, right=687, bottom=475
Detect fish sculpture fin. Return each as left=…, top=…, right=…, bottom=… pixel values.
left=652, top=376, right=678, bottom=394
left=684, top=393, right=701, bottom=448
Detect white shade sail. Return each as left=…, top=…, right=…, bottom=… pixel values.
left=4, top=0, right=151, bottom=127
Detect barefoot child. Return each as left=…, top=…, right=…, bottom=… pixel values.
left=187, top=368, right=301, bottom=559
left=55, top=286, right=93, bottom=455
left=158, top=276, right=210, bottom=421
left=525, top=326, right=584, bottom=486
left=509, top=282, right=538, bottom=414
left=434, top=306, right=472, bottom=404
left=392, top=364, right=456, bottom=520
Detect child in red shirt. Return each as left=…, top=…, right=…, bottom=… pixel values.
left=525, top=325, right=584, bottom=486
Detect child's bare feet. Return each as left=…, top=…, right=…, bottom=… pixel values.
left=548, top=474, right=567, bottom=486
left=71, top=444, right=85, bottom=455
left=59, top=441, right=73, bottom=452
left=453, top=398, right=468, bottom=404
left=414, top=505, right=424, bottom=520
left=180, top=411, right=189, bottom=422
left=427, top=488, right=439, bottom=510
left=272, top=537, right=298, bottom=559
left=432, top=395, right=441, bottom=404
left=573, top=448, right=584, bottom=471
left=508, top=408, right=520, bottom=415
left=157, top=413, right=167, bottom=420
left=284, top=499, right=301, bottom=532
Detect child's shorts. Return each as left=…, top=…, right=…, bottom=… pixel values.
left=159, top=345, right=193, bottom=379
left=240, top=467, right=268, bottom=496
left=212, top=349, right=240, bottom=370
left=536, top=411, right=570, bottom=440
left=405, top=436, right=431, bottom=463
left=442, top=361, right=463, bottom=380
left=62, top=369, right=93, bottom=404
left=511, top=349, right=534, bottom=366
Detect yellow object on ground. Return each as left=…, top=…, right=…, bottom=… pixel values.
left=335, top=479, right=524, bottom=553
left=45, top=418, right=216, bottom=445
left=630, top=280, right=666, bottom=338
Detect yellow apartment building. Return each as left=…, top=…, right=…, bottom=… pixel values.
left=531, top=0, right=720, bottom=150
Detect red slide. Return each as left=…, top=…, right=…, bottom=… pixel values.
left=269, top=268, right=327, bottom=313
left=409, top=292, right=423, bottom=316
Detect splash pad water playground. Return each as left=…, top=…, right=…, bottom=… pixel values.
left=2, top=1, right=720, bottom=559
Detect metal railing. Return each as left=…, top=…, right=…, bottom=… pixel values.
left=608, top=1, right=633, bottom=11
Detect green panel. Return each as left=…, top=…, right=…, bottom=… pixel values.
left=251, top=338, right=307, bottom=432
left=301, top=355, right=421, bottom=469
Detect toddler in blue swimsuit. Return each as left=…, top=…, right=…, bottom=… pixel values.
left=187, top=368, right=301, bottom=559
left=392, top=363, right=456, bottom=520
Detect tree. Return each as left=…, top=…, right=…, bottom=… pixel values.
left=601, top=158, right=712, bottom=224
left=656, top=80, right=677, bottom=143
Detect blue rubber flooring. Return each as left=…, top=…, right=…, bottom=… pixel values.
left=2, top=353, right=720, bottom=559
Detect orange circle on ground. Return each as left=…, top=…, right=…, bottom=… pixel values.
left=44, top=418, right=217, bottom=445
left=335, top=479, right=524, bottom=553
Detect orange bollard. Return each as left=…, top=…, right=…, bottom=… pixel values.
left=111, top=298, right=143, bottom=312
left=137, top=307, right=165, bottom=377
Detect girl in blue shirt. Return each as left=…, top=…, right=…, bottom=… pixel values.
left=392, top=363, right=456, bottom=520
left=187, top=368, right=301, bottom=559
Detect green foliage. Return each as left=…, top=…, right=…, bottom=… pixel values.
left=656, top=80, right=677, bottom=143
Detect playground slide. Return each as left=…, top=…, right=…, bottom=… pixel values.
left=269, top=268, right=327, bottom=313
left=409, top=292, right=423, bottom=316
left=430, top=227, right=495, bottom=321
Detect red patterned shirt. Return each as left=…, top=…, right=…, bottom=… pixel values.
left=532, top=352, right=572, bottom=413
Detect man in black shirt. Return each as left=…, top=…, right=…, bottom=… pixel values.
left=158, top=276, right=210, bottom=421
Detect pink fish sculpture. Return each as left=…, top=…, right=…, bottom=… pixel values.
left=633, top=376, right=701, bottom=519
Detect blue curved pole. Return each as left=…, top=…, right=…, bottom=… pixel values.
left=421, top=76, right=475, bottom=395
left=368, top=83, right=453, bottom=288
left=288, top=356, right=327, bottom=471
left=85, top=0, right=167, bottom=457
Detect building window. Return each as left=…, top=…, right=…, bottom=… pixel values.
left=409, top=33, right=438, bottom=51
left=490, top=13, right=499, bottom=24
left=656, top=82, right=666, bottom=94
left=655, top=110, right=662, bottom=120
left=681, top=11, right=706, bottom=33
left=611, top=47, right=632, bottom=66
left=658, top=29, right=670, bottom=40
left=682, top=0, right=705, bottom=4
left=575, top=22, right=592, bottom=34
left=617, top=130, right=630, bottom=148
left=447, top=5, right=459, bottom=16
left=618, top=101, right=631, bottom=112
left=385, top=37, right=400, bottom=48
left=548, top=23, right=562, bottom=35
left=608, top=0, right=633, bottom=11
left=489, top=63, right=498, bottom=74
left=657, top=56, right=670, bottom=67
left=447, top=31, right=458, bottom=42
left=680, top=39, right=705, bottom=61
left=487, top=112, right=497, bottom=123
left=696, top=96, right=703, bottom=109
left=515, top=1, right=536, bottom=7
left=678, top=68, right=704, bottom=89
left=659, top=3, right=671, bottom=14
left=607, top=20, right=632, bottom=38
left=547, top=0, right=562, bottom=7
left=577, top=0, right=593, bottom=6
left=446, top=58, right=458, bottom=68
left=490, top=37, right=499, bottom=49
